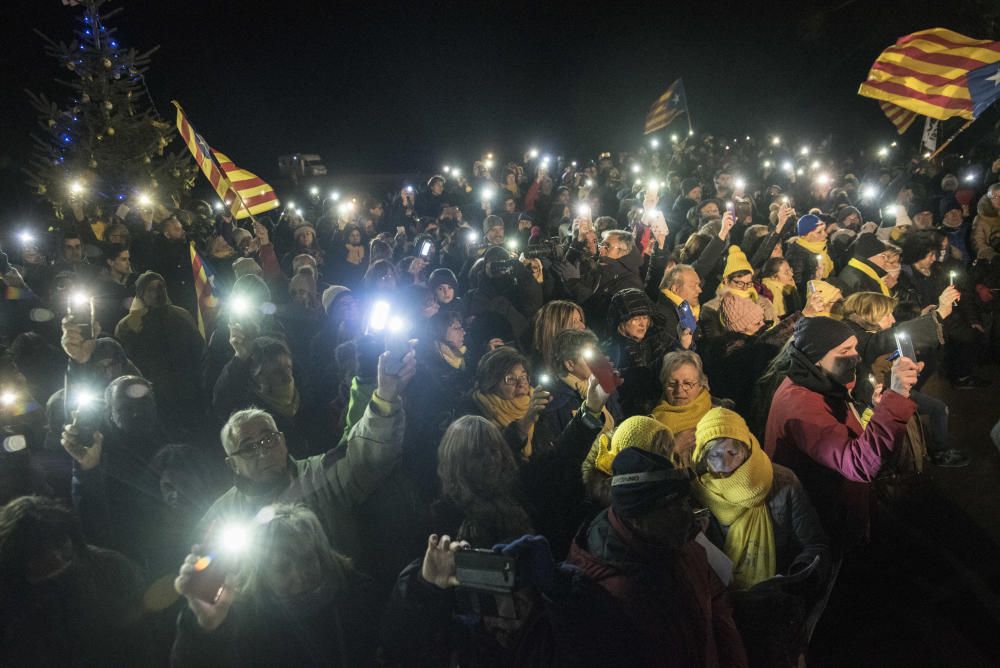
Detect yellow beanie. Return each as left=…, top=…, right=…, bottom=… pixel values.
left=595, top=415, right=670, bottom=475
left=693, top=407, right=755, bottom=463
left=722, top=245, right=753, bottom=279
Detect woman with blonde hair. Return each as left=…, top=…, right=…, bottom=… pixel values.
left=842, top=289, right=968, bottom=467
left=172, top=503, right=378, bottom=666
left=650, top=351, right=720, bottom=467
left=530, top=300, right=586, bottom=372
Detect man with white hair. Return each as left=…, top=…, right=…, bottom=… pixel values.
left=197, top=348, right=415, bottom=563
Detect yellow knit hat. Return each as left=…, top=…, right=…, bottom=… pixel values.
left=722, top=245, right=753, bottom=279
left=595, top=415, right=669, bottom=475
left=693, top=407, right=755, bottom=463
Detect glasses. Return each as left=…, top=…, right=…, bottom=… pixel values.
left=666, top=380, right=700, bottom=392
left=729, top=278, right=753, bottom=289
left=503, top=374, right=530, bottom=386
left=229, top=431, right=282, bottom=460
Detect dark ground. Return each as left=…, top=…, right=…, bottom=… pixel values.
left=809, top=364, right=1000, bottom=667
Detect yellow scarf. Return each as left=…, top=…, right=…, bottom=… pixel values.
left=650, top=387, right=712, bottom=435
left=716, top=284, right=759, bottom=302
left=662, top=288, right=701, bottom=319
left=472, top=390, right=533, bottom=458
left=761, top=278, right=793, bottom=317
left=561, top=374, right=615, bottom=435
left=794, top=237, right=833, bottom=279
left=694, top=439, right=776, bottom=589
left=846, top=258, right=891, bottom=296
left=436, top=341, right=466, bottom=369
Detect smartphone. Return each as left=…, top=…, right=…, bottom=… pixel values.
left=67, top=297, right=95, bottom=340
left=589, top=353, right=619, bottom=394
left=187, top=523, right=248, bottom=604
left=807, top=280, right=816, bottom=294
left=894, top=332, right=916, bottom=362
left=383, top=317, right=411, bottom=376
left=419, top=240, right=433, bottom=258
left=74, top=400, right=103, bottom=445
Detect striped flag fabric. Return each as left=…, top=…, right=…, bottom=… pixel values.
left=879, top=100, right=918, bottom=134
left=173, top=102, right=242, bottom=216
left=644, top=79, right=689, bottom=135
left=859, top=28, right=1000, bottom=121
left=189, top=241, right=220, bottom=339
left=211, top=150, right=280, bottom=219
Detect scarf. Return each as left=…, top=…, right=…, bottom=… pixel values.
left=650, top=387, right=712, bottom=435
left=472, top=390, right=534, bottom=458
left=662, top=288, right=701, bottom=319
left=846, top=258, right=891, bottom=296
left=436, top=341, right=466, bottom=369
left=345, top=244, right=365, bottom=265
left=561, top=374, right=615, bottom=435
left=715, top=284, right=759, bottom=302
left=254, top=381, right=301, bottom=418
left=794, top=237, right=833, bottom=279
left=761, top=278, right=793, bottom=318
left=694, top=439, right=776, bottom=588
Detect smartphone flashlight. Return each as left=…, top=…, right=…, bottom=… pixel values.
left=466, top=230, right=480, bottom=243
left=369, top=301, right=391, bottom=332
left=576, top=203, right=591, bottom=218
left=406, top=185, right=414, bottom=193
left=18, top=231, right=35, bottom=245
left=216, top=522, right=252, bottom=556
left=230, top=295, right=251, bottom=317
left=734, top=178, right=746, bottom=191
left=537, top=373, right=551, bottom=386
left=309, top=186, right=319, bottom=196
left=1, top=390, right=17, bottom=407
left=419, top=240, right=433, bottom=257
left=949, top=271, right=957, bottom=286
left=75, top=387, right=98, bottom=410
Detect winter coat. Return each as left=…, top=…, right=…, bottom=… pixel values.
left=171, top=567, right=379, bottom=667
left=577, top=250, right=645, bottom=336
left=381, top=558, right=648, bottom=667
left=764, top=348, right=916, bottom=546
left=972, top=193, right=1000, bottom=261
left=465, top=271, right=544, bottom=341
left=784, top=242, right=822, bottom=306
left=703, top=463, right=831, bottom=581
left=114, top=305, right=205, bottom=431
left=602, top=329, right=669, bottom=417
left=197, top=398, right=405, bottom=568
left=567, top=508, right=749, bottom=668
left=537, top=376, right=623, bottom=443
left=836, top=257, right=888, bottom=297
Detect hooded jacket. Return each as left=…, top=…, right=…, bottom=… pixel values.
left=972, top=193, right=1000, bottom=261
left=764, top=346, right=915, bottom=546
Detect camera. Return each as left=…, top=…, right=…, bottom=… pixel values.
left=454, top=549, right=521, bottom=619
left=522, top=237, right=566, bottom=261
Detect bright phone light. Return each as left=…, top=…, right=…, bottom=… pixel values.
left=862, top=185, right=878, bottom=199
left=878, top=146, right=889, bottom=157
left=230, top=295, right=250, bottom=316
left=763, top=160, right=772, bottom=168
left=782, top=161, right=793, bottom=173
left=529, top=149, right=539, bottom=159
left=670, top=133, right=679, bottom=143
left=734, top=178, right=746, bottom=190
left=75, top=388, right=98, bottom=410
left=816, top=173, right=830, bottom=186
left=481, top=188, right=495, bottom=201
left=0, top=391, right=16, bottom=407
left=387, top=316, right=407, bottom=334
left=771, top=136, right=781, bottom=146
left=538, top=373, right=551, bottom=386
left=581, top=346, right=595, bottom=361
left=18, top=231, right=35, bottom=244
left=577, top=203, right=591, bottom=218
left=330, top=191, right=340, bottom=201
left=883, top=204, right=898, bottom=216
left=214, top=202, right=224, bottom=212
left=137, top=192, right=152, bottom=207
left=369, top=301, right=391, bottom=332
left=309, top=186, right=319, bottom=196
left=69, top=291, right=89, bottom=308
left=800, top=146, right=810, bottom=156
left=218, top=523, right=251, bottom=556
left=443, top=165, right=451, bottom=173
left=466, top=230, right=479, bottom=243
left=650, top=138, right=660, bottom=149
left=631, top=164, right=641, bottom=174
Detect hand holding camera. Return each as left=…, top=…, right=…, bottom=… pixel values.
left=420, top=534, right=469, bottom=589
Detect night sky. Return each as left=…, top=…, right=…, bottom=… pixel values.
left=1, top=0, right=998, bottom=221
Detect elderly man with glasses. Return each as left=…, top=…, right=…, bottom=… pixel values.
left=196, top=349, right=416, bottom=566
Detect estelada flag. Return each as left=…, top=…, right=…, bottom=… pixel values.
left=644, top=79, right=689, bottom=135
left=189, top=241, right=220, bottom=339
left=879, top=100, right=918, bottom=135
left=859, top=28, right=1000, bottom=121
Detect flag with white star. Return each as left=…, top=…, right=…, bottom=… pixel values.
left=859, top=28, right=1000, bottom=122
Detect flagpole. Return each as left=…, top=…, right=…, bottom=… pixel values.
left=927, top=118, right=975, bottom=161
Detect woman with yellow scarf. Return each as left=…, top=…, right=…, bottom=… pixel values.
left=650, top=351, right=716, bottom=467
left=691, top=407, right=830, bottom=590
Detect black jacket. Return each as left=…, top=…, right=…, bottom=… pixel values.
left=837, top=257, right=887, bottom=297
left=577, top=249, right=645, bottom=337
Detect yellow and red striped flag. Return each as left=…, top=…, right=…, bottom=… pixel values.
left=189, top=241, right=219, bottom=339
left=211, top=150, right=280, bottom=220
left=172, top=102, right=240, bottom=215
left=644, top=79, right=689, bottom=135
left=879, top=100, right=918, bottom=134
left=859, top=28, right=1000, bottom=121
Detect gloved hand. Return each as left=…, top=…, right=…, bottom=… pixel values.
left=492, top=535, right=556, bottom=595
left=551, top=259, right=580, bottom=282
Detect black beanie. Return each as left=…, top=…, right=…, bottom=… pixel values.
left=793, top=316, right=855, bottom=363
left=611, top=449, right=691, bottom=519
left=853, top=233, right=886, bottom=259
left=680, top=178, right=700, bottom=197
left=428, top=267, right=458, bottom=291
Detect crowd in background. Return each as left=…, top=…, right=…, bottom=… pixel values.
left=2, top=131, right=1000, bottom=666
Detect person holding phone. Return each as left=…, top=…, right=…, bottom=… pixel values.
left=764, top=316, right=920, bottom=547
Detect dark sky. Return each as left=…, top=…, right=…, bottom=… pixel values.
left=1, top=0, right=997, bottom=219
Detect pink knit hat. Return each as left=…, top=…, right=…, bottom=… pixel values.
left=720, top=293, right=765, bottom=334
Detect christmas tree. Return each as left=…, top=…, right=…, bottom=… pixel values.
left=25, top=0, right=196, bottom=221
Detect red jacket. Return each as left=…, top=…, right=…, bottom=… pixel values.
left=764, top=376, right=915, bottom=545
left=567, top=509, right=748, bottom=668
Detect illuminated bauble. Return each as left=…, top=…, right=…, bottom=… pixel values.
left=102, top=57, right=112, bottom=68
left=106, top=127, right=115, bottom=136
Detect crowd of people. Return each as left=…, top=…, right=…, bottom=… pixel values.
left=2, top=131, right=1000, bottom=666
